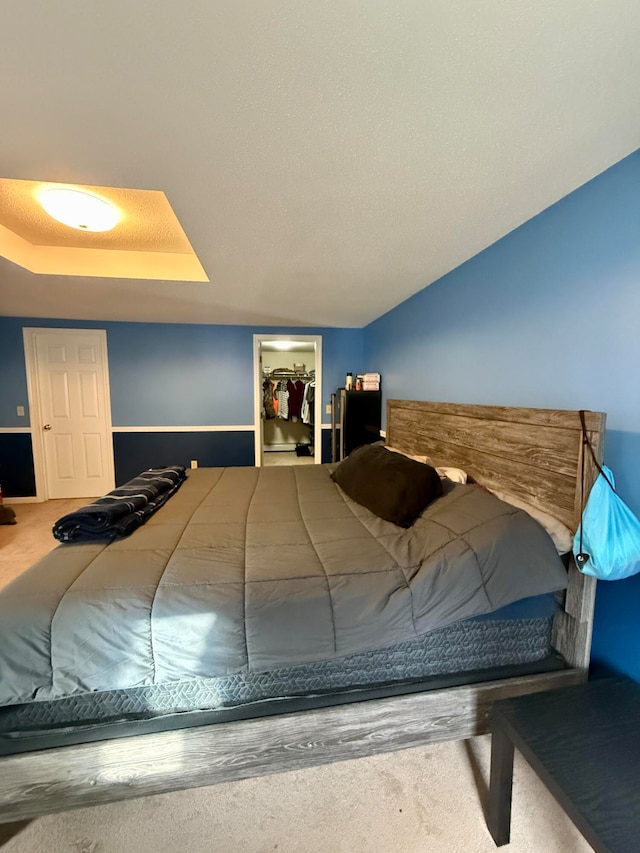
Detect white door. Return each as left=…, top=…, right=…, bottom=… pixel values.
left=28, top=329, right=115, bottom=499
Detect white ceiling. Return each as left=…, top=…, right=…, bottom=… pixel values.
left=1, top=1, right=640, bottom=328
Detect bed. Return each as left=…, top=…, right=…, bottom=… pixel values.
left=0, top=400, right=605, bottom=825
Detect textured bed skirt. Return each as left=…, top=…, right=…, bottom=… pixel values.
left=0, top=595, right=556, bottom=736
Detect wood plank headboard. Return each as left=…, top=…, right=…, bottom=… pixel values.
left=386, top=400, right=606, bottom=532
left=386, top=399, right=607, bottom=670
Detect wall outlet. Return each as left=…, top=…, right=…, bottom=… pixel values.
left=326, top=404, right=332, bottom=414
left=16, top=405, right=25, bottom=417
left=190, top=460, right=198, bottom=469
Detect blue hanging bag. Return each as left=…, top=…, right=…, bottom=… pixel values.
left=573, top=411, right=640, bottom=581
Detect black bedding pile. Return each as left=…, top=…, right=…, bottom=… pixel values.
left=53, top=466, right=187, bottom=543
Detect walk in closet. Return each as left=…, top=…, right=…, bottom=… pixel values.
left=254, top=337, right=321, bottom=466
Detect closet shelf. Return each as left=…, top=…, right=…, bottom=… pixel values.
left=263, top=370, right=315, bottom=380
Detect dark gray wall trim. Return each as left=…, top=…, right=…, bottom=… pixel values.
left=321, top=429, right=332, bottom=464
left=113, top=431, right=255, bottom=485
left=0, top=434, right=36, bottom=497
left=2, top=430, right=327, bottom=495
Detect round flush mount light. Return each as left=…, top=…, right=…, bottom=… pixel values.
left=39, top=187, right=120, bottom=232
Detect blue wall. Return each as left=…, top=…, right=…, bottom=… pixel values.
left=364, top=149, right=640, bottom=682
left=0, top=318, right=362, bottom=427
left=0, top=318, right=363, bottom=491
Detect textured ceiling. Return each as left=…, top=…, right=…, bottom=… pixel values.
left=0, top=179, right=207, bottom=281
left=1, top=1, right=640, bottom=327
left=0, top=181, right=193, bottom=252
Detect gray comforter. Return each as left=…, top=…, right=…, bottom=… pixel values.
left=0, top=466, right=567, bottom=706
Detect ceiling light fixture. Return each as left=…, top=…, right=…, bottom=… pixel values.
left=270, top=341, right=307, bottom=351
left=39, top=187, right=120, bottom=232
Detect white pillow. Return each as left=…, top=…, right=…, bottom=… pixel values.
left=384, top=445, right=469, bottom=486
left=436, top=466, right=467, bottom=484
left=384, top=445, right=430, bottom=465
left=490, top=489, right=573, bottom=554
left=384, top=446, right=468, bottom=484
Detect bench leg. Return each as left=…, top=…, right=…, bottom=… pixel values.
left=487, top=726, right=515, bottom=846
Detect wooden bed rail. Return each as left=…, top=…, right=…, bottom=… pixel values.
left=0, top=669, right=584, bottom=824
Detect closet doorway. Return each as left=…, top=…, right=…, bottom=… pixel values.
left=253, top=335, right=322, bottom=467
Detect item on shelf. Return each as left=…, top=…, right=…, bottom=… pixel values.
left=362, top=371, right=381, bottom=391
left=345, top=372, right=353, bottom=390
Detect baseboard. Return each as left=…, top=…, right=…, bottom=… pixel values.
left=3, top=496, right=41, bottom=504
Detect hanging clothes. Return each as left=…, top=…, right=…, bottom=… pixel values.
left=275, top=380, right=289, bottom=420
left=287, top=379, right=305, bottom=421
left=262, top=379, right=276, bottom=419
left=301, top=381, right=315, bottom=425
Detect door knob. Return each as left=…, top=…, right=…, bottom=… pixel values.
left=43, top=424, right=52, bottom=430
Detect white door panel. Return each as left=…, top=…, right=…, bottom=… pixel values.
left=53, top=433, right=75, bottom=480
left=78, top=345, right=97, bottom=364
left=32, top=330, right=114, bottom=499
left=79, top=372, right=99, bottom=417
left=49, top=371, right=70, bottom=418
left=47, top=344, right=67, bottom=364
left=82, top=433, right=104, bottom=478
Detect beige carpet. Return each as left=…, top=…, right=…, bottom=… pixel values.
left=0, top=499, right=88, bottom=588
left=0, top=502, right=591, bottom=853
left=263, top=452, right=316, bottom=466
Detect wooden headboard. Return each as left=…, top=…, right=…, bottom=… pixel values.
left=386, top=400, right=606, bottom=531
left=386, top=399, right=607, bottom=670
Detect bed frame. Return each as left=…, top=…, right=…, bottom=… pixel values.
left=0, top=400, right=606, bottom=826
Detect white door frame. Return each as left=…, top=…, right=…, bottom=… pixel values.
left=253, top=334, right=322, bottom=467
left=23, top=327, right=115, bottom=501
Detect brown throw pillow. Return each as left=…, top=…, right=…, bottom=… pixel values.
left=331, top=444, right=443, bottom=527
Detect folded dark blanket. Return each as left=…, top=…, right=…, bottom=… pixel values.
left=53, top=466, right=187, bottom=543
